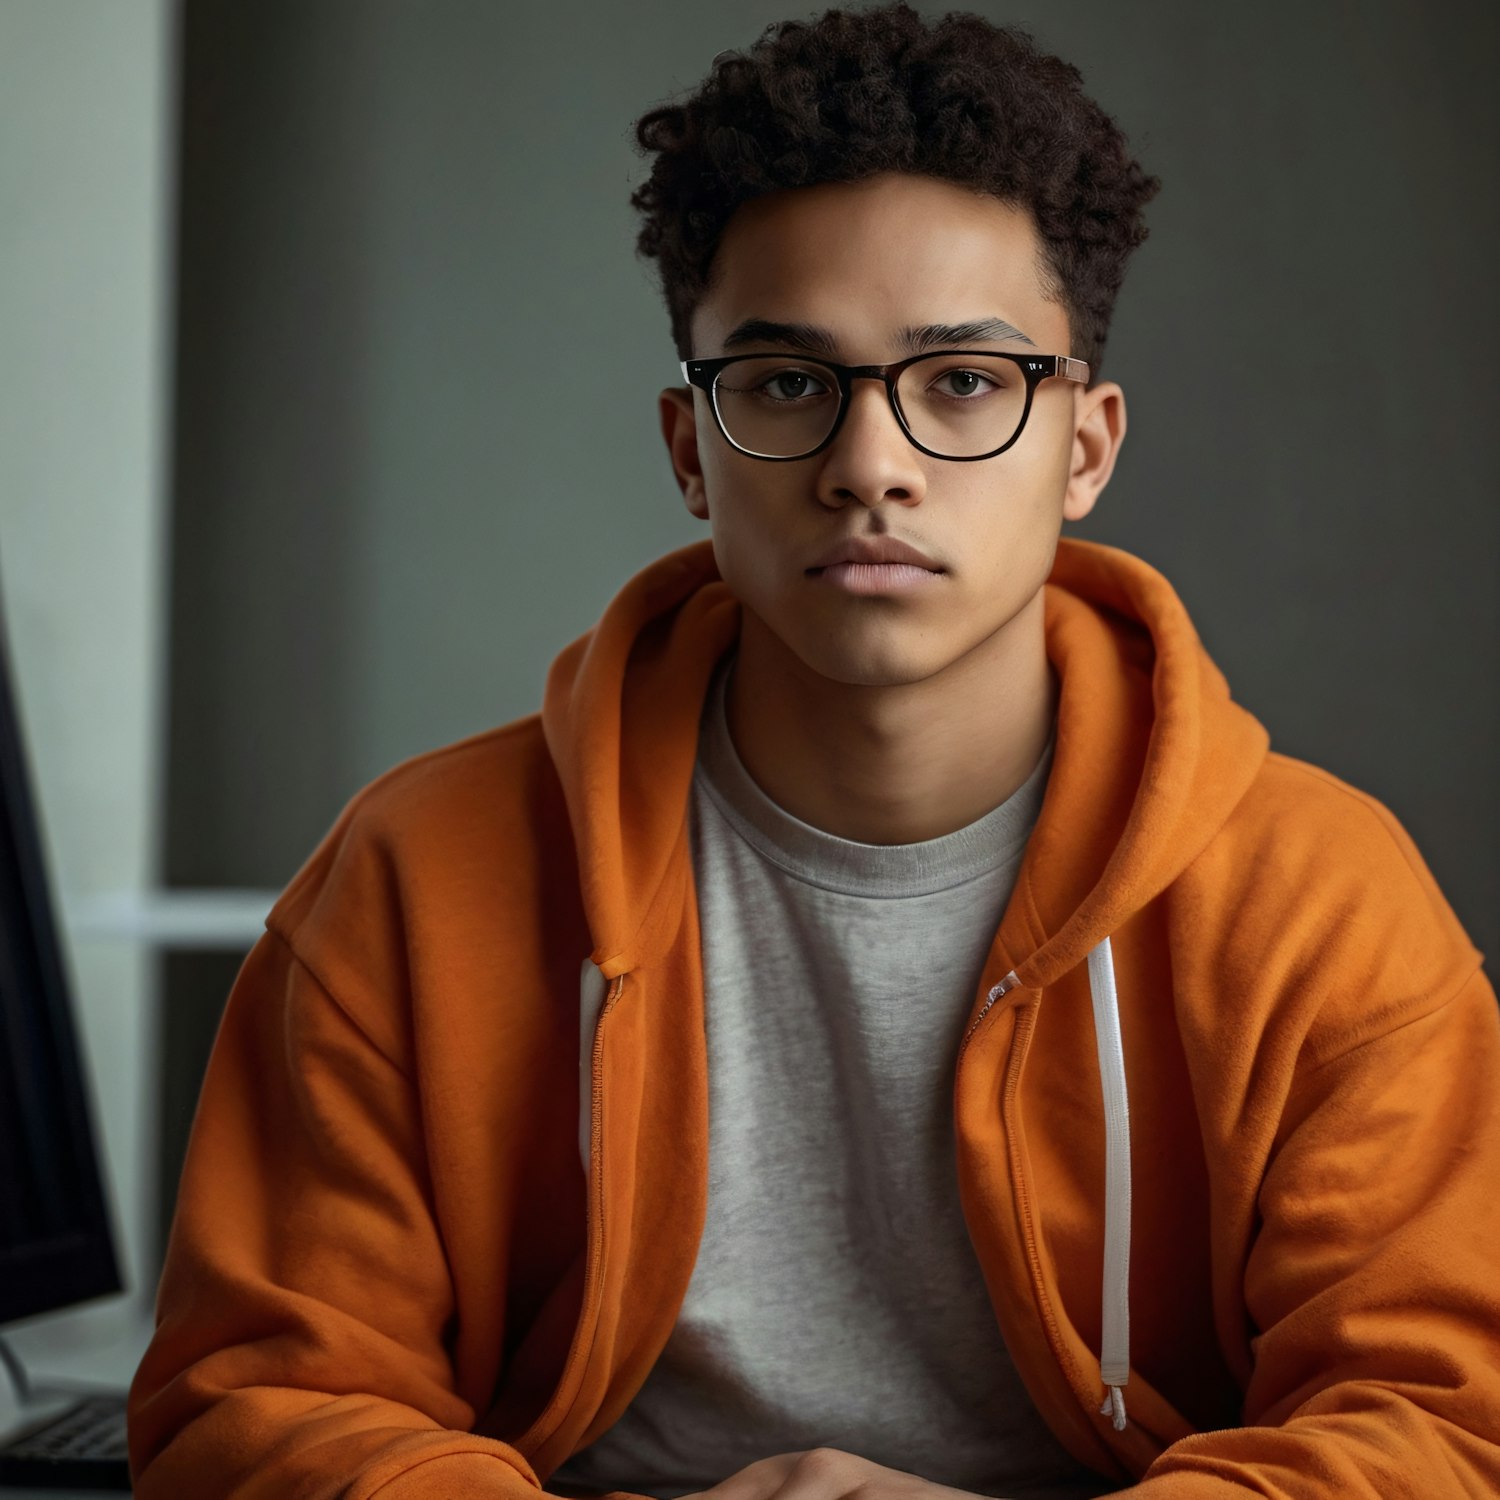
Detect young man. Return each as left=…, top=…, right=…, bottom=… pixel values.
left=128, top=6, right=1500, bottom=1497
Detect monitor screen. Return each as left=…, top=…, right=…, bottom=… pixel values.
left=0, top=591, right=121, bottom=1326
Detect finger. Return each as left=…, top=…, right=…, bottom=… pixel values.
left=718, top=1447, right=886, bottom=1500
left=683, top=1451, right=807, bottom=1500
left=753, top=1448, right=872, bottom=1500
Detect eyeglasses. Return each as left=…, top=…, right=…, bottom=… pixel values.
left=681, top=349, right=1090, bottom=462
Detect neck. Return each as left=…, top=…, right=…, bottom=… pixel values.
left=724, top=595, right=1057, bottom=845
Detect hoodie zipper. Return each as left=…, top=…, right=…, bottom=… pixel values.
left=516, top=971, right=624, bottom=1460
left=958, top=953, right=1135, bottom=1454
left=957, top=985, right=1092, bottom=1444
left=960, top=968, right=1023, bottom=1054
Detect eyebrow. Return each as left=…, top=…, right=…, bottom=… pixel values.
left=720, top=316, right=1037, bottom=357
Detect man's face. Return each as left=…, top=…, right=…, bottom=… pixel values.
left=662, top=171, right=1120, bottom=689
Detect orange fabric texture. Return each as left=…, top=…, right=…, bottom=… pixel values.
left=127, top=537, right=1500, bottom=1498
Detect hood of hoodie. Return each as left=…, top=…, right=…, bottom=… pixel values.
left=542, top=534, right=1270, bottom=985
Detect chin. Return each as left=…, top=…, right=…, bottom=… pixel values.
left=735, top=586, right=1020, bottom=692
left=786, top=628, right=965, bottom=691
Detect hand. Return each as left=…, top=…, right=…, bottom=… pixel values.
left=680, top=1447, right=1003, bottom=1500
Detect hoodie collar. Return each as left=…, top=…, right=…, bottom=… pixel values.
left=1008, top=542, right=1269, bottom=989
left=541, top=537, right=1269, bottom=985
left=541, top=544, right=738, bottom=978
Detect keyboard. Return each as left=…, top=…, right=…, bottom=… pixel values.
left=0, top=1392, right=131, bottom=1490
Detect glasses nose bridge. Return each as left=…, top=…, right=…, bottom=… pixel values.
left=839, top=362, right=903, bottom=425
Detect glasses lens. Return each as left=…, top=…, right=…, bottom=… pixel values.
left=893, top=354, right=1029, bottom=458
left=712, top=358, right=841, bottom=458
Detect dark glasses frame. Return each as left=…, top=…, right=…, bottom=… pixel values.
left=680, top=349, right=1092, bottom=462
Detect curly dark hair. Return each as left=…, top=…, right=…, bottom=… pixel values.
left=630, top=3, right=1160, bottom=380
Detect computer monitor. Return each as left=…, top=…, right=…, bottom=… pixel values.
left=0, top=586, right=121, bottom=1327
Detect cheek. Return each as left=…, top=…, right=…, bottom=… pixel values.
left=699, top=463, right=788, bottom=592
left=699, top=432, right=758, bottom=512
left=946, top=448, right=1071, bottom=594
left=1034, top=397, right=1079, bottom=495
left=954, top=451, right=1065, bottom=541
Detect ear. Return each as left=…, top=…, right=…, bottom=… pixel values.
left=1062, top=380, right=1127, bottom=524
left=660, top=387, right=710, bottom=521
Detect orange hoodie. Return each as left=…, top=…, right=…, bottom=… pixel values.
left=128, top=536, right=1500, bottom=1499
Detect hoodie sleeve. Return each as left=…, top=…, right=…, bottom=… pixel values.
left=126, top=925, right=549, bottom=1499
left=1119, top=788, right=1500, bottom=1496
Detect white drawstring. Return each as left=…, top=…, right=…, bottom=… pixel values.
left=1086, top=935, right=1132, bottom=1430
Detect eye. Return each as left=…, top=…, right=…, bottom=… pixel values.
left=930, top=367, right=1000, bottom=399
left=755, top=368, right=832, bottom=402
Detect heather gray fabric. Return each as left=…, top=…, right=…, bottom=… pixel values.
left=552, top=655, right=1110, bottom=1500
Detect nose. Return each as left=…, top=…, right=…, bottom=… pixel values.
left=814, top=376, right=927, bottom=511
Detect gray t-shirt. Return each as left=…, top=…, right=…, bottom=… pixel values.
left=552, top=656, right=1109, bottom=1500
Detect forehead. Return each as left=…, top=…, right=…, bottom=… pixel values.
left=692, top=172, right=1063, bottom=357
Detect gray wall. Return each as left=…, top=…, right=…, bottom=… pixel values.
left=165, top=2, right=1499, bottom=964
left=0, top=0, right=174, bottom=1362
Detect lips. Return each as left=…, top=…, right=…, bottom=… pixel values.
left=806, top=535, right=943, bottom=573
